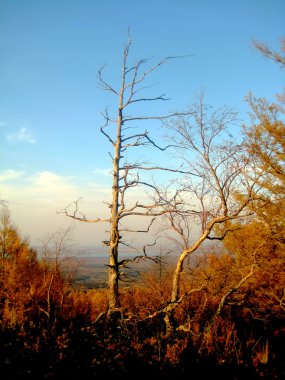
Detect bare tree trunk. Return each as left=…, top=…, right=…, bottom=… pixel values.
left=108, top=60, right=125, bottom=311
left=170, top=228, right=213, bottom=303
left=108, top=133, right=121, bottom=309
left=171, top=254, right=184, bottom=303
left=165, top=235, right=209, bottom=336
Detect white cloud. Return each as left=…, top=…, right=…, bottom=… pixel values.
left=2, top=170, right=111, bottom=246
left=1, top=169, right=161, bottom=247
left=26, top=171, right=79, bottom=203
left=7, top=127, right=36, bottom=144
left=0, top=171, right=77, bottom=206
left=31, top=171, right=73, bottom=190
left=8, top=171, right=109, bottom=215
left=0, top=169, right=25, bottom=181
left=1, top=170, right=111, bottom=206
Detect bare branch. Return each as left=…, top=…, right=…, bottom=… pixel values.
left=123, top=55, right=193, bottom=105
left=58, top=199, right=110, bottom=223
left=120, top=163, right=199, bottom=176
left=142, top=238, right=159, bottom=257
left=118, top=252, right=161, bottom=269
left=146, top=282, right=207, bottom=320
left=100, top=109, right=116, bottom=145
left=123, top=111, right=190, bottom=123
left=97, top=64, right=119, bottom=95
left=269, top=288, right=285, bottom=311
left=214, top=238, right=269, bottom=318
left=121, top=130, right=179, bottom=151
left=120, top=217, right=156, bottom=233
left=128, top=94, right=170, bottom=104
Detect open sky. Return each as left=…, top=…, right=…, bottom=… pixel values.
left=1, top=0, right=284, bottom=251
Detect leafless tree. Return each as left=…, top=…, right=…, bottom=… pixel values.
left=0, top=202, right=12, bottom=260
left=61, top=35, right=190, bottom=314
left=155, top=93, right=263, bottom=333
left=36, top=227, right=76, bottom=323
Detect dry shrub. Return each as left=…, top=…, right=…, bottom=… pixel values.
left=199, top=316, right=241, bottom=365
left=121, top=270, right=172, bottom=318
left=65, top=289, right=108, bottom=322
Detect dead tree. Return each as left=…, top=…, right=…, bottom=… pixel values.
left=61, top=36, right=190, bottom=314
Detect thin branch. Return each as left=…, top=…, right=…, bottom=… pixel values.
left=58, top=199, right=110, bottom=223
left=100, top=110, right=116, bottom=145
left=146, top=282, right=207, bottom=320
left=120, top=217, right=156, bottom=233
left=123, top=111, right=190, bottom=123
left=269, top=288, right=285, bottom=311
left=97, top=64, right=119, bottom=95
left=128, top=94, right=170, bottom=104
left=120, top=163, right=200, bottom=176
left=121, top=130, right=178, bottom=151
left=143, top=238, right=159, bottom=256
left=214, top=238, right=269, bottom=318
left=118, top=253, right=161, bottom=268
left=206, top=226, right=242, bottom=241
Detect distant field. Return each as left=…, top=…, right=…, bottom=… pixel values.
left=70, top=254, right=161, bottom=289
left=71, top=256, right=109, bottom=289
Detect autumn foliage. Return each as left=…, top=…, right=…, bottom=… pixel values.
left=0, top=202, right=284, bottom=379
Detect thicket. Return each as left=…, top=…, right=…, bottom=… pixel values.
left=0, top=208, right=284, bottom=379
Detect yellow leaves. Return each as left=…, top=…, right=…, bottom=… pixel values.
left=244, top=95, right=285, bottom=198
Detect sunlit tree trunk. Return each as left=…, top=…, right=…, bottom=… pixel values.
left=108, top=103, right=123, bottom=310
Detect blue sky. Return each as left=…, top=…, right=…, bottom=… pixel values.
left=0, top=0, right=284, bottom=249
